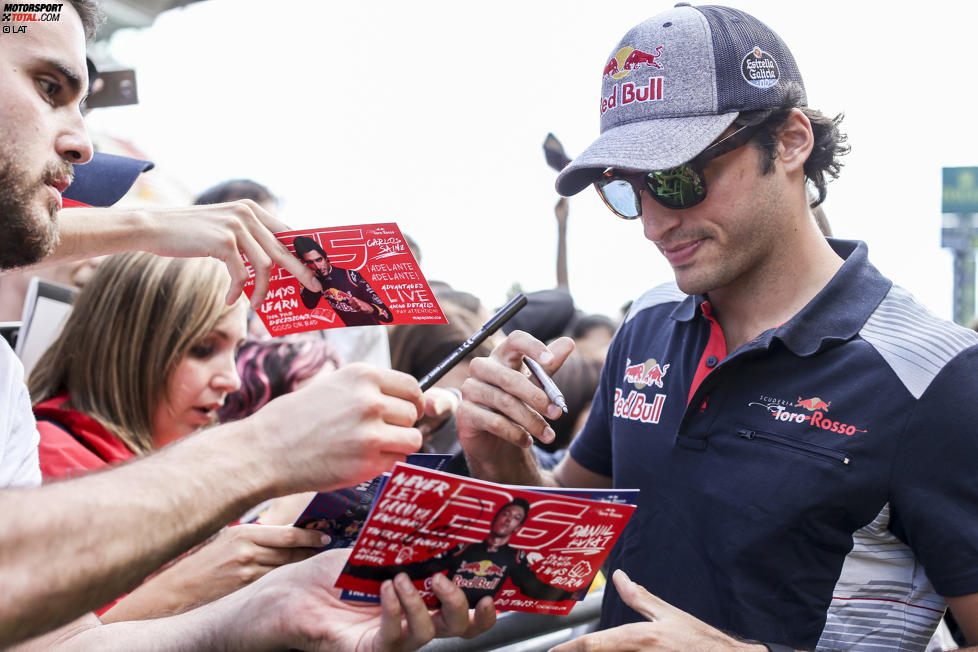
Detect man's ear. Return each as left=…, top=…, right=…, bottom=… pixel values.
left=778, top=108, right=814, bottom=174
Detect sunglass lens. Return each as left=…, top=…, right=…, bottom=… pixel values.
left=596, top=178, right=641, bottom=219
left=646, top=165, right=706, bottom=209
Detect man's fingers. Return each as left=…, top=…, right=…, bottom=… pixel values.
left=239, top=524, right=324, bottom=549
left=549, top=623, right=655, bottom=652
left=253, top=546, right=319, bottom=567
left=392, top=573, right=435, bottom=650
left=490, top=330, right=555, bottom=368
left=219, top=241, right=252, bottom=306
left=463, top=371, right=555, bottom=444
left=456, top=400, right=534, bottom=448
left=232, top=200, right=323, bottom=302
left=377, top=579, right=406, bottom=650
left=538, top=336, right=575, bottom=375
left=429, top=573, right=470, bottom=637
left=377, top=393, right=427, bottom=429
left=356, top=426, right=423, bottom=461
left=239, top=199, right=323, bottom=295
left=371, top=367, right=424, bottom=416
left=243, top=198, right=291, bottom=233
left=422, top=388, right=458, bottom=419
left=612, top=569, right=668, bottom=622
left=464, top=596, right=496, bottom=639
left=468, top=358, right=552, bottom=419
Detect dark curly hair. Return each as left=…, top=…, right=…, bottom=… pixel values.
left=736, top=83, right=849, bottom=208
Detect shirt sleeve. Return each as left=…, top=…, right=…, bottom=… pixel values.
left=567, top=335, right=619, bottom=478
left=888, top=346, right=978, bottom=597
left=0, top=340, right=41, bottom=489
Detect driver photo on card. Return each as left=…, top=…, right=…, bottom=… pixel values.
left=292, top=236, right=393, bottom=327
left=343, top=498, right=581, bottom=607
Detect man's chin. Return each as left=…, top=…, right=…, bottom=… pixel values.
left=0, top=164, right=61, bottom=268
left=0, top=209, right=59, bottom=270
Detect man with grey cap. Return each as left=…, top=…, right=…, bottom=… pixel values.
left=456, top=3, right=978, bottom=650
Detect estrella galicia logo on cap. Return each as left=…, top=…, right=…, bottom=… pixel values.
left=741, top=46, right=780, bottom=89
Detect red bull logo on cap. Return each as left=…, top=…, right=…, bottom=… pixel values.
left=623, top=357, right=670, bottom=389
left=600, top=45, right=665, bottom=117
left=603, top=45, right=664, bottom=80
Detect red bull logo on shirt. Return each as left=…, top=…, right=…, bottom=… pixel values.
left=623, top=358, right=670, bottom=389
left=613, top=388, right=667, bottom=425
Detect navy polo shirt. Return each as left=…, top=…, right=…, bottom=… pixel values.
left=570, top=239, right=978, bottom=650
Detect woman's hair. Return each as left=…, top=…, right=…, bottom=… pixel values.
left=218, top=336, right=341, bottom=422
left=29, top=252, right=236, bottom=454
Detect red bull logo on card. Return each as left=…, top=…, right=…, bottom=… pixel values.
left=748, top=395, right=866, bottom=436
left=457, top=560, right=506, bottom=578
left=623, top=358, right=670, bottom=389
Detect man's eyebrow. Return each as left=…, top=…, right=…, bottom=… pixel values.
left=42, top=57, right=85, bottom=98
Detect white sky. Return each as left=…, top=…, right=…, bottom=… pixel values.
left=86, top=0, right=978, bottom=322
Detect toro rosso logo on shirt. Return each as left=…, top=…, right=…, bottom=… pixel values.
left=748, top=395, right=867, bottom=436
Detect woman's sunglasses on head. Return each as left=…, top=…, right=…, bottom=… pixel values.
left=594, top=122, right=762, bottom=218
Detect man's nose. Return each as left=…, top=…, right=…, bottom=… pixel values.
left=639, top=193, right=682, bottom=243
left=57, top=108, right=94, bottom=165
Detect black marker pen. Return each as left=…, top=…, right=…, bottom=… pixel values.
left=418, top=293, right=528, bottom=391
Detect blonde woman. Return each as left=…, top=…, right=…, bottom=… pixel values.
left=29, top=252, right=323, bottom=622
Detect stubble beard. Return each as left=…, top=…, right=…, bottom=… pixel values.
left=0, top=158, right=64, bottom=270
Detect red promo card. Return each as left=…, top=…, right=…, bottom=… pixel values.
left=336, top=463, right=636, bottom=615
left=243, top=224, right=446, bottom=336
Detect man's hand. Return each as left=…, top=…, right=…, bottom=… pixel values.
left=239, top=549, right=496, bottom=651
left=100, top=524, right=323, bottom=622
left=416, top=387, right=460, bottom=441
left=55, top=201, right=323, bottom=308
left=549, top=570, right=767, bottom=652
left=456, top=330, right=574, bottom=482
left=349, top=296, right=376, bottom=313
left=135, top=200, right=322, bottom=307
left=250, top=363, right=424, bottom=495
left=13, top=549, right=496, bottom=651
